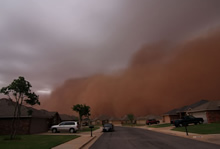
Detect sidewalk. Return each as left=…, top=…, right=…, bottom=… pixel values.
left=52, top=127, right=103, bottom=149
left=138, top=125, right=220, bottom=145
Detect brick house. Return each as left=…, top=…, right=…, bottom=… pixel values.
left=92, top=115, right=110, bottom=125
left=162, top=109, right=180, bottom=123
left=187, top=100, right=220, bottom=123
left=163, top=100, right=209, bottom=123
left=0, top=98, right=60, bottom=135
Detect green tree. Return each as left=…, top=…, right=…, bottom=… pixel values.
left=127, top=114, right=134, bottom=124
left=72, top=104, right=90, bottom=129
left=0, top=76, right=40, bottom=139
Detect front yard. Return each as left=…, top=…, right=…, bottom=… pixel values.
left=148, top=123, right=172, bottom=128
left=80, top=126, right=100, bottom=132
left=0, top=135, right=79, bottom=149
left=172, top=123, right=220, bottom=134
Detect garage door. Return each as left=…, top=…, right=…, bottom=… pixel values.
left=191, top=112, right=207, bottom=123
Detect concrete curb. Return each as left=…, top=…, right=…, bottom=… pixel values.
left=133, top=126, right=220, bottom=145
left=79, top=136, right=96, bottom=149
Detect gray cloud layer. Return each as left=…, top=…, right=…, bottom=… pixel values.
left=0, top=0, right=220, bottom=93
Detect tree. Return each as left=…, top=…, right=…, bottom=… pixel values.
left=72, top=104, right=90, bottom=129
left=127, top=114, right=134, bottom=124
left=0, top=76, right=40, bottom=139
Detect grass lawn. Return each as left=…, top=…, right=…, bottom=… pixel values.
left=122, top=124, right=146, bottom=127
left=148, top=123, right=172, bottom=128
left=172, top=123, right=220, bottom=134
left=0, top=135, right=79, bottom=149
left=80, top=126, right=100, bottom=132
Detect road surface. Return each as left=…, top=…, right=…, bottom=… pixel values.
left=90, top=126, right=220, bottom=149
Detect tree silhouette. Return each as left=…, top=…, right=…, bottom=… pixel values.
left=0, top=76, right=40, bottom=139
left=72, top=104, right=90, bottom=129
left=127, top=114, right=134, bottom=124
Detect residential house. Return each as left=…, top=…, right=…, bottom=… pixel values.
left=163, top=109, right=180, bottom=123
left=92, top=115, right=110, bottom=125
left=0, top=98, right=59, bottom=135
left=136, top=116, right=147, bottom=125
left=121, top=115, right=130, bottom=124
left=163, top=100, right=209, bottom=123
left=176, top=100, right=209, bottom=118
left=187, top=100, right=220, bottom=123
left=109, top=117, right=122, bottom=125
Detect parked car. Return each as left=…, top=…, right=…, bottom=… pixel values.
left=51, top=121, right=79, bottom=133
left=173, top=115, right=204, bottom=127
left=146, top=119, right=160, bottom=125
left=103, top=123, right=114, bottom=132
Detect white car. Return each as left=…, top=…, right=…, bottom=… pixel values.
left=51, top=121, right=78, bottom=133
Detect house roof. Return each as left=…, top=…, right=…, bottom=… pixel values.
left=121, top=115, right=130, bottom=121
left=164, top=100, right=209, bottom=115
left=0, top=98, right=57, bottom=119
left=176, top=100, right=209, bottom=113
left=146, top=114, right=162, bottom=120
left=163, top=108, right=179, bottom=116
left=188, top=100, right=220, bottom=112
left=136, top=115, right=162, bottom=120
left=136, top=116, right=147, bottom=120
left=109, top=117, right=121, bottom=121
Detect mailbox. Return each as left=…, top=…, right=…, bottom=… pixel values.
left=89, top=125, right=94, bottom=129
left=89, top=125, right=94, bottom=137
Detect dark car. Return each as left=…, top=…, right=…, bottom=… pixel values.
left=146, top=119, right=160, bottom=125
left=103, top=123, right=114, bottom=132
left=173, top=115, right=204, bottom=127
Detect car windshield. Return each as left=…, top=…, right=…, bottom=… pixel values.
left=104, top=124, right=112, bottom=127
left=59, top=122, right=65, bottom=125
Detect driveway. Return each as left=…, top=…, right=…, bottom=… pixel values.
left=89, top=126, right=220, bottom=149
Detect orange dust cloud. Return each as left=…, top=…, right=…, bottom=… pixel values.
left=41, top=28, right=220, bottom=117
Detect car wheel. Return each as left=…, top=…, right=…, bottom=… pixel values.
left=179, top=123, right=183, bottom=127
left=194, top=122, right=197, bottom=125
left=69, top=128, right=75, bottom=133
left=199, top=121, right=203, bottom=124
left=52, top=128, right=57, bottom=133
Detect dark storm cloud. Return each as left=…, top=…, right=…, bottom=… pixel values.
left=0, top=0, right=220, bottom=94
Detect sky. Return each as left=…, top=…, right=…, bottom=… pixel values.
left=1, top=0, right=220, bottom=116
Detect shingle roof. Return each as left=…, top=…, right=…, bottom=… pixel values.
left=146, top=114, right=162, bottom=120
left=136, top=116, right=147, bottom=120
left=109, top=117, right=121, bottom=121
left=164, top=108, right=179, bottom=115
left=176, top=100, right=209, bottom=113
left=0, top=98, right=57, bottom=118
left=164, top=100, right=209, bottom=115
left=188, top=100, right=220, bottom=112
left=136, top=115, right=162, bottom=120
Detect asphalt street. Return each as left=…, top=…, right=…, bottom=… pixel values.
left=89, top=126, right=220, bottom=149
